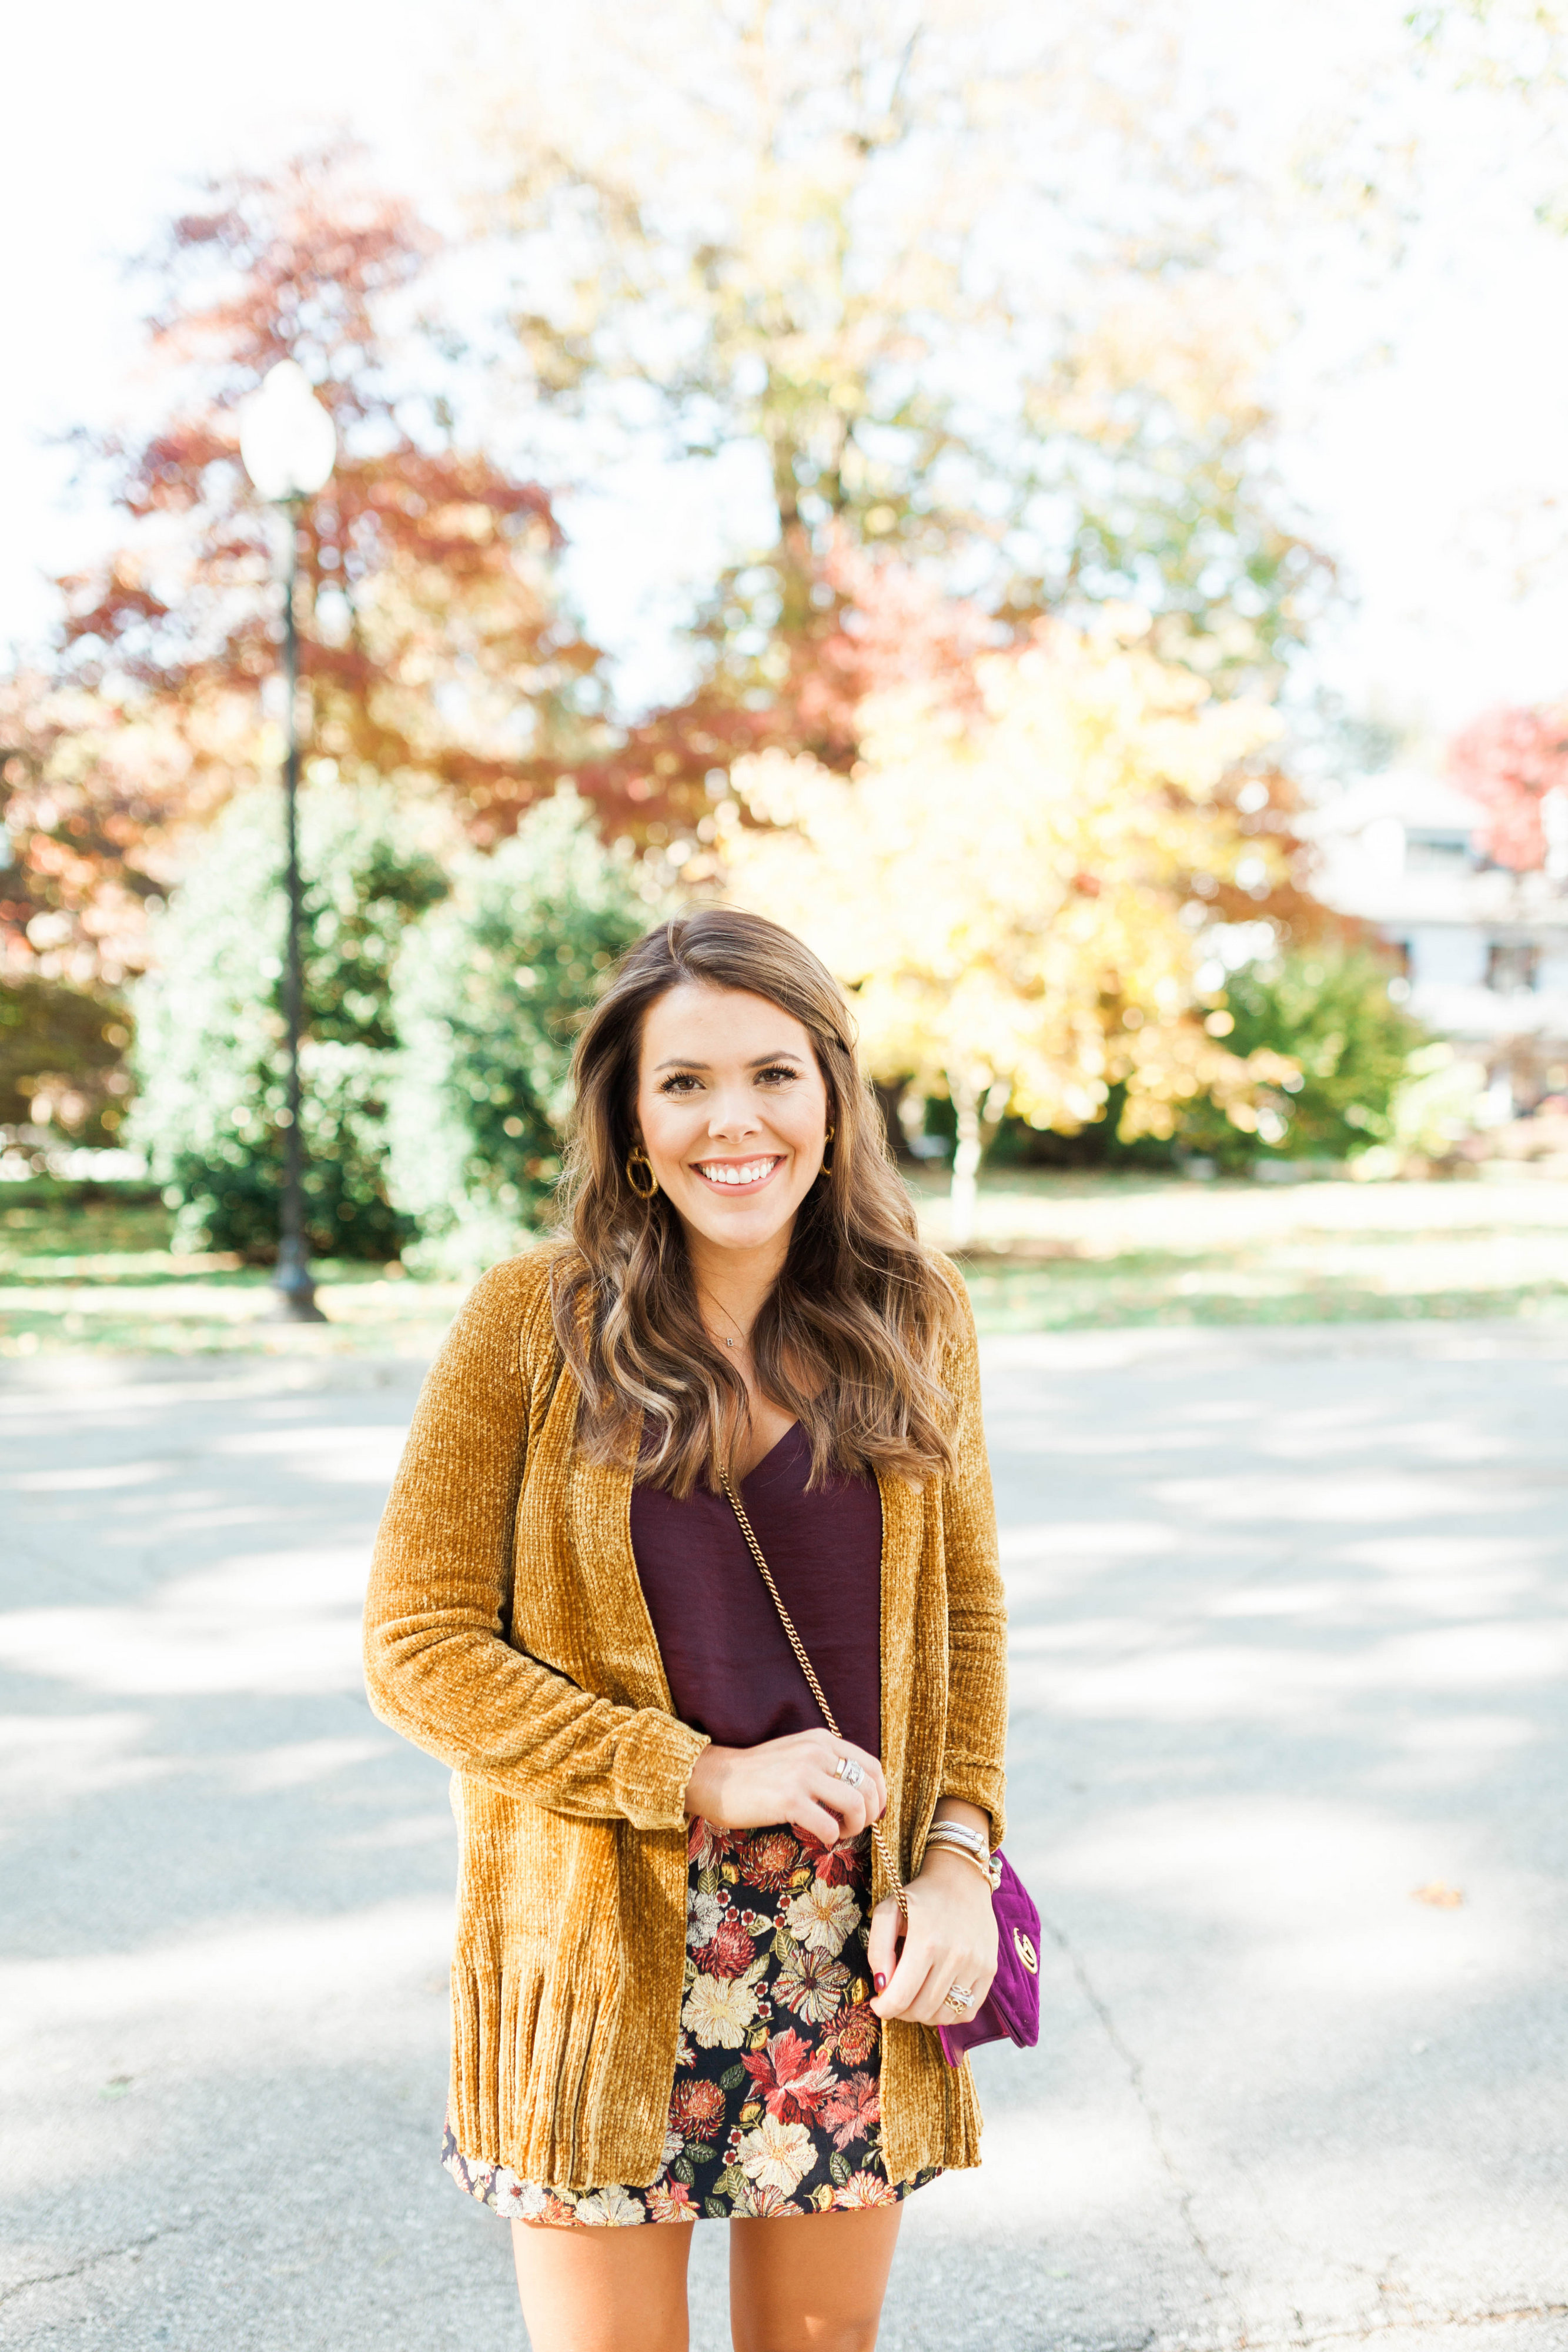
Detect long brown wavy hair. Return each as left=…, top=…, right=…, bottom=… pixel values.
left=550, top=908, right=962, bottom=1496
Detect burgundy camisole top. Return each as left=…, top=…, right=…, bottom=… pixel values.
left=628, top=1422, right=883, bottom=1759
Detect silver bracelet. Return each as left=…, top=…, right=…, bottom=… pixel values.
left=924, top=1819, right=988, bottom=1856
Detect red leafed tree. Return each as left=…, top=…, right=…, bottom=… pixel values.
left=1448, top=703, right=1568, bottom=870
left=780, top=536, right=996, bottom=749
left=24, top=145, right=604, bottom=983
left=580, top=532, right=999, bottom=831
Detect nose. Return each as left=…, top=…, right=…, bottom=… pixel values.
left=706, top=1085, right=763, bottom=1140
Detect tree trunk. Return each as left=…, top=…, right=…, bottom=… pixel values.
left=950, top=1074, right=982, bottom=1249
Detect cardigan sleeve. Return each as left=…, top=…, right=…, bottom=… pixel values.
left=935, top=1273, right=1009, bottom=1846
left=362, top=1256, right=708, bottom=1832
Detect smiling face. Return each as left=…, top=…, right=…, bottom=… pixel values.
left=633, top=982, right=831, bottom=1264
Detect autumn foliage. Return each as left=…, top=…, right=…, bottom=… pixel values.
left=8, top=147, right=598, bottom=993
left=1, top=84, right=1341, bottom=1181
left=485, top=3, right=1333, bottom=831
left=0, top=672, right=165, bottom=988
left=580, top=533, right=1000, bottom=831
left=1447, top=703, right=1568, bottom=870
left=717, top=603, right=1309, bottom=1231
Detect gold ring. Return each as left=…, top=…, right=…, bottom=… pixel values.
left=944, top=1982, right=975, bottom=2010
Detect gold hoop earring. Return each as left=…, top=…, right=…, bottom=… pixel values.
left=626, top=1146, right=659, bottom=1199
left=820, top=1122, right=835, bottom=1175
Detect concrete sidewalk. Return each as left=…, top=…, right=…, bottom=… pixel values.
left=2, top=1322, right=1566, bottom=2350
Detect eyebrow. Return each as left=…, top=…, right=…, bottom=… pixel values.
left=652, top=1051, right=805, bottom=1071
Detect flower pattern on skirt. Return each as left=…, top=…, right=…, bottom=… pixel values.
left=442, top=1817, right=942, bottom=2226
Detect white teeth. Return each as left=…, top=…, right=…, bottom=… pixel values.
left=697, top=1158, right=778, bottom=1187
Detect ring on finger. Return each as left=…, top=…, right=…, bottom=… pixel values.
left=834, top=1754, right=865, bottom=1789
left=944, top=1981, right=976, bottom=2011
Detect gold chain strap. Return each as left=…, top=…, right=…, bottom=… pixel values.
left=718, top=1466, right=908, bottom=1917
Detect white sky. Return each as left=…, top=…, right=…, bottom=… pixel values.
left=5, top=0, right=1568, bottom=745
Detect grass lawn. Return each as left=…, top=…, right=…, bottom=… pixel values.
left=6, top=1168, right=1568, bottom=1358
left=0, top=1194, right=466, bottom=1359
left=909, top=1167, right=1568, bottom=1334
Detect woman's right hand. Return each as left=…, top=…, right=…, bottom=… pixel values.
left=684, top=1730, right=887, bottom=1845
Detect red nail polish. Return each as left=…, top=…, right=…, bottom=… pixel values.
left=874, top=1972, right=887, bottom=1992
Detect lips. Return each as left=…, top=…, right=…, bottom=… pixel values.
left=693, top=1155, right=783, bottom=1191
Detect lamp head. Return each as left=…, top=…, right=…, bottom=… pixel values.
left=239, top=360, right=336, bottom=502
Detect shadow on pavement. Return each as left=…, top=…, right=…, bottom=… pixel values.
left=4, top=1331, right=1567, bottom=2350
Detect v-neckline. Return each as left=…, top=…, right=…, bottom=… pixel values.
left=735, top=1420, right=802, bottom=1489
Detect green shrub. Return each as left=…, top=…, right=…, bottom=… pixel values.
left=0, top=976, right=133, bottom=1144
left=1383, top=1041, right=1486, bottom=1167
left=1178, top=942, right=1425, bottom=1170
left=128, top=781, right=449, bottom=1260
left=388, top=789, right=658, bottom=1269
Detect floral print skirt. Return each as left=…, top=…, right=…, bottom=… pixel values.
left=442, top=1816, right=942, bottom=2226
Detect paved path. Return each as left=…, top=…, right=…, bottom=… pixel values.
left=3, top=1324, right=1566, bottom=2351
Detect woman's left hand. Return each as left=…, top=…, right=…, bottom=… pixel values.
left=865, top=1846, right=998, bottom=2028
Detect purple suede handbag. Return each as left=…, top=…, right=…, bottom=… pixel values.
left=934, top=1852, right=1041, bottom=2066
left=719, top=1469, right=1041, bottom=2070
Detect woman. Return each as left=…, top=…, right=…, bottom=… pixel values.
left=364, top=908, right=1008, bottom=2352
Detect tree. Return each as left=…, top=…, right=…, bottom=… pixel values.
left=0, top=671, right=152, bottom=1150
left=0, top=976, right=131, bottom=1147
left=474, top=1, right=1331, bottom=821
left=387, top=789, right=658, bottom=1268
left=45, top=145, right=603, bottom=943
left=128, top=781, right=450, bottom=1259
left=1448, top=703, right=1568, bottom=870
left=716, top=608, right=1298, bottom=1240
left=0, top=671, right=180, bottom=990
left=1174, top=944, right=1425, bottom=1171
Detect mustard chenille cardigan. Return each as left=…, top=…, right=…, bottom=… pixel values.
left=362, top=1247, right=1009, bottom=2192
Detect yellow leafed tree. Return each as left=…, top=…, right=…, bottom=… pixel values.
left=718, top=613, right=1298, bottom=1241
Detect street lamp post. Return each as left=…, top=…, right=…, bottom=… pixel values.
left=239, top=362, right=336, bottom=1322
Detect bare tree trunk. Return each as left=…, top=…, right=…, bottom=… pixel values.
left=947, top=1074, right=1011, bottom=1250
left=950, top=1075, right=982, bottom=1248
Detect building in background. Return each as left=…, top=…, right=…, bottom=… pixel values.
left=1306, top=770, right=1568, bottom=1114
